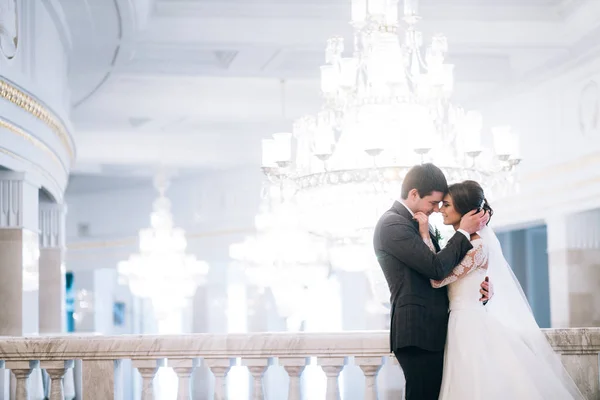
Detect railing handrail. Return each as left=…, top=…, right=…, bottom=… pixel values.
left=0, top=328, right=597, bottom=361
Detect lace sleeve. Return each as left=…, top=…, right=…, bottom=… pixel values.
left=430, top=240, right=488, bottom=288
left=422, top=236, right=435, bottom=252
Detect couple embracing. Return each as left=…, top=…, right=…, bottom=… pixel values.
left=373, top=163, right=583, bottom=400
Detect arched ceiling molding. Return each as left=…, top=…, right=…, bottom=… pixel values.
left=72, top=0, right=150, bottom=108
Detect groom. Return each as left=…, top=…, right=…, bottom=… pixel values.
left=373, top=163, right=490, bottom=400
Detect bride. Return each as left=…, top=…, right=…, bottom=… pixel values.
left=413, top=180, right=584, bottom=400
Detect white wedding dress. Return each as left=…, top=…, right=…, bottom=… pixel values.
left=425, top=229, right=584, bottom=400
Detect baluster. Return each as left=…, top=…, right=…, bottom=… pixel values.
left=6, top=361, right=38, bottom=400
left=41, top=360, right=74, bottom=400
left=204, top=358, right=233, bottom=400
left=318, top=357, right=345, bottom=400
left=242, top=358, right=270, bottom=400
left=279, top=357, right=307, bottom=400
left=170, top=359, right=198, bottom=400
left=133, top=359, right=162, bottom=400
left=355, top=357, right=383, bottom=400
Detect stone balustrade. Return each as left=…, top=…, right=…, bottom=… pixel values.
left=0, top=328, right=597, bottom=399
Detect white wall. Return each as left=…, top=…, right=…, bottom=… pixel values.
left=483, top=53, right=600, bottom=229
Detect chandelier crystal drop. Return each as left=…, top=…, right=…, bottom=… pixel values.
left=118, top=172, right=209, bottom=317
left=261, top=0, right=522, bottom=242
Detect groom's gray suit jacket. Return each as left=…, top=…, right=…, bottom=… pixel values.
left=373, top=201, right=473, bottom=352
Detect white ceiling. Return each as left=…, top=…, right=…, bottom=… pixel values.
left=63, top=0, right=600, bottom=177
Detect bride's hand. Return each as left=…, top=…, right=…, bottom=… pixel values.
left=459, top=209, right=490, bottom=234
left=413, top=212, right=430, bottom=238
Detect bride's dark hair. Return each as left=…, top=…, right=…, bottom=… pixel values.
left=447, top=180, right=493, bottom=224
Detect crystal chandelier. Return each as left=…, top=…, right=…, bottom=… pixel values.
left=118, top=172, right=209, bottom=318
left=229, top=193, right=330, bottom=325
left=261, top=0, right=521, bottom=242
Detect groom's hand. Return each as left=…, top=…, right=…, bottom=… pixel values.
left=459, top=209, right=490, bottom=234
left=480, top=276, right=493, bottom=302
left=413, top=212, right=430, bottom=237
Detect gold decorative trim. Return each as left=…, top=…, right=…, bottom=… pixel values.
left=0, top=146, right=64, bottom=202
left=0, top=117, right=67, bottom=174
left=0, top=79, right=74, bottom=161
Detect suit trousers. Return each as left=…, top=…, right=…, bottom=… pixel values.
left=394, top=346, right=444, bottom=400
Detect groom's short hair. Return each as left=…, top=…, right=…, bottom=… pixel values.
left=401, top=163, right=448, bottom=199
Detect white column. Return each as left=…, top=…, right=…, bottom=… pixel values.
left=38, top=202, right=67, bottom=334
left=546, top=210, right=600, bottom=327
left=0, top=172, right=40, bottom=337
left=545, top=216, right=570, bottom=328
left=93, top=268, right=119, bottom=333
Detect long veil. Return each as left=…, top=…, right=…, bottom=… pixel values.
left=478, top=226, right=584, bottom=399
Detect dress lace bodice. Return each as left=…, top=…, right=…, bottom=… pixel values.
left=424, top=237, right=489, bottom=311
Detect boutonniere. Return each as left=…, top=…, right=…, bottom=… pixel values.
left=433, top=227, right=443, bottom=243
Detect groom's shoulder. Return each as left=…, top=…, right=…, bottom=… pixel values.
left=379, top=208, right=411, bottom=226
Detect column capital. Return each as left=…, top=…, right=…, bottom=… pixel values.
left=545, top=215, right=568, bottom=252
left=546, top=209, right=600, bottom=252
left=0, top=171, right=40, bottom=231
left=39, top=202, right=67, bottom=249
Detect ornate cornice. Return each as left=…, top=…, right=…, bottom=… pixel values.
left=0, top=117, right=67, bottom=174
left=0, top=146, right=63, bottom=202
left=0, top=79, right=74, bottom=162
left=39, top=203, right=66, bottom=249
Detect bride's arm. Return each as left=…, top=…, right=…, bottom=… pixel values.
left=422, top=236, right=436, bottom=252
left=430, top=241, right=488, bottom=288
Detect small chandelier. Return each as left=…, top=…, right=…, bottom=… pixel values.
left=229, top=195, right=330, bottom=323
left=118, top=172, right=209, bottom=317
